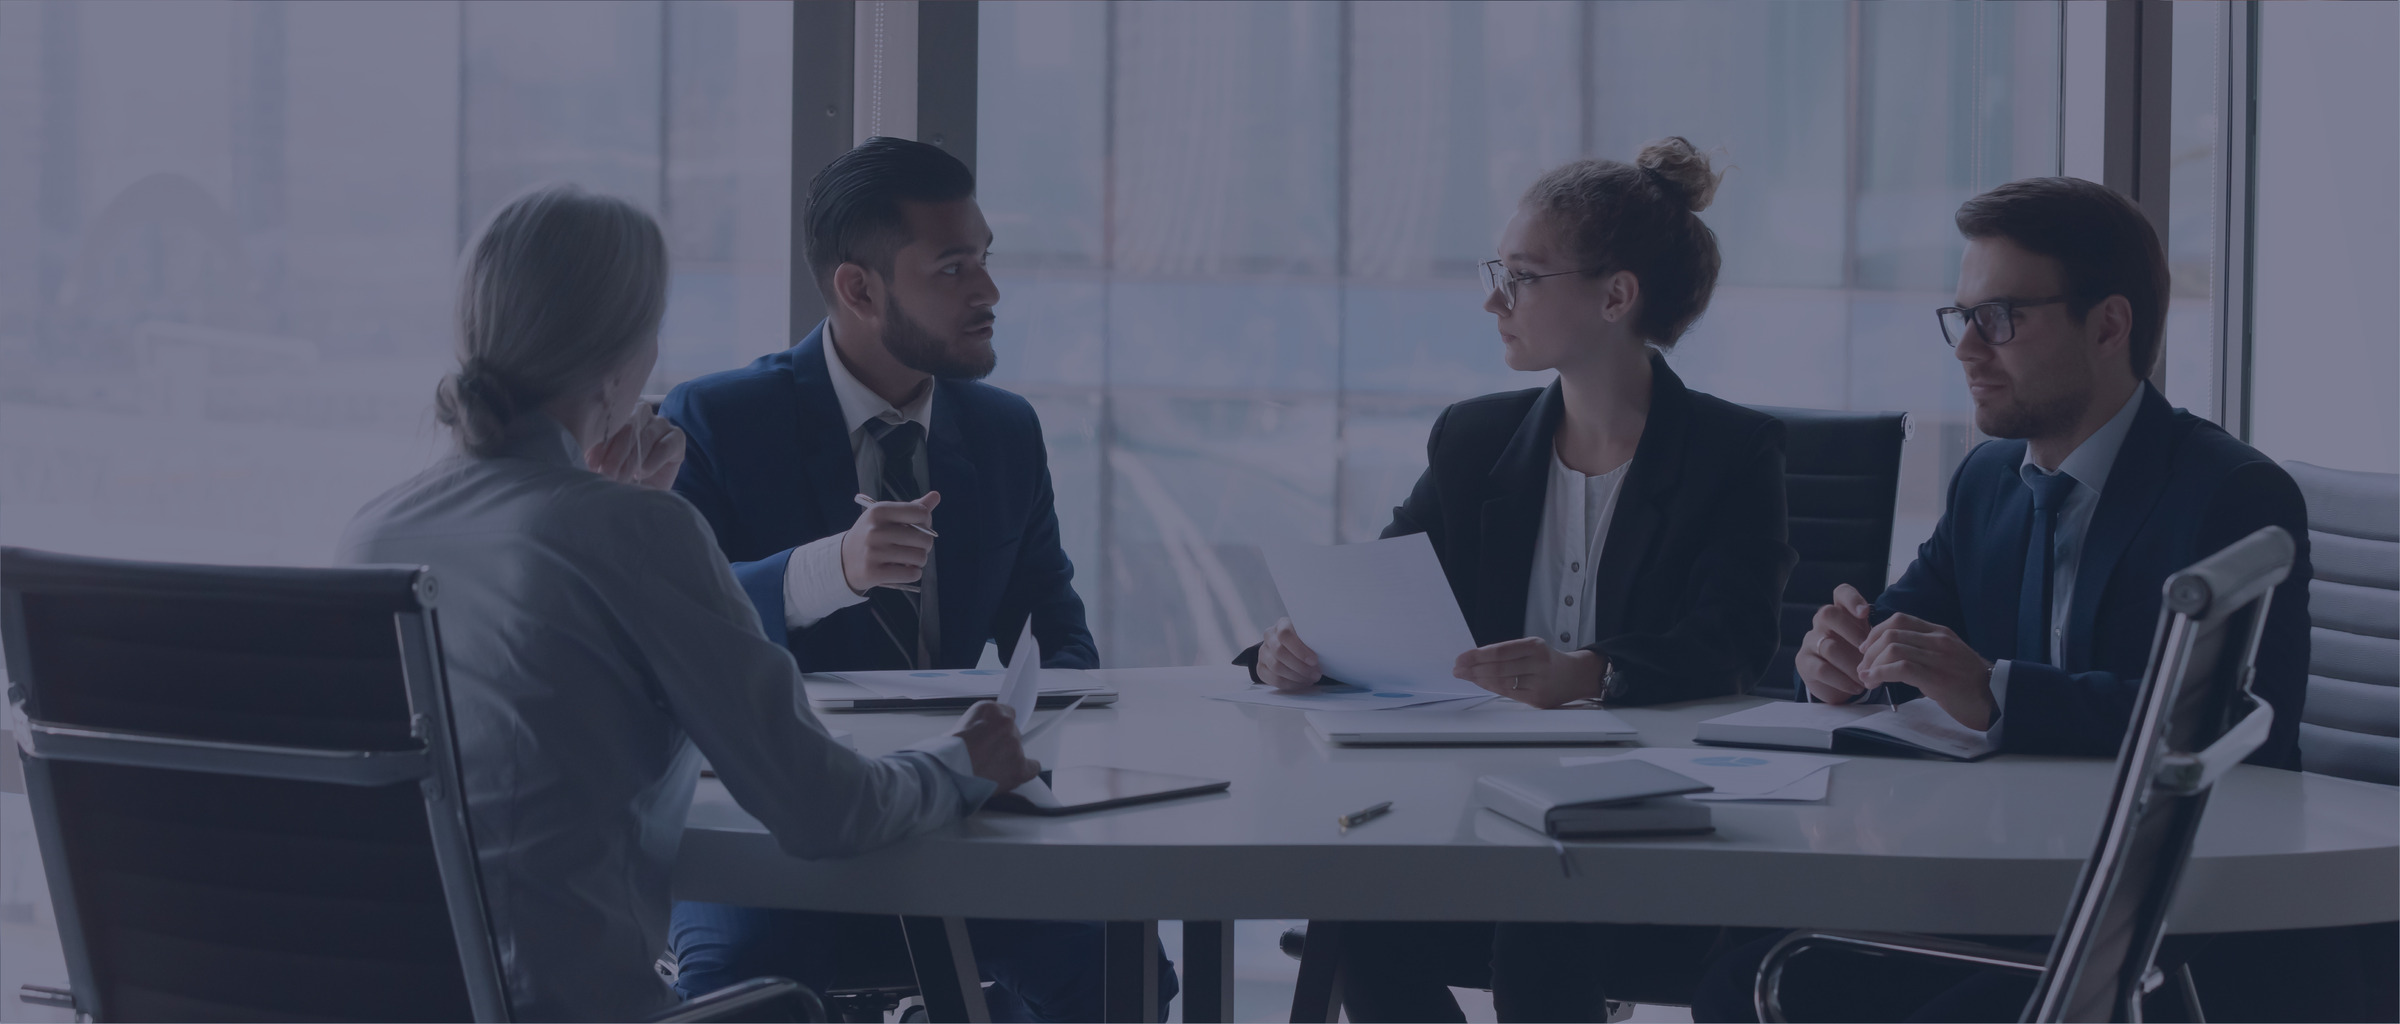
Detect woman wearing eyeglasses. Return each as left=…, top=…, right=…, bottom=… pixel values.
left=1239, top=139, right=1797, bottom=1021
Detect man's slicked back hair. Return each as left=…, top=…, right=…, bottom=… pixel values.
left=1954, top=176, right=2169, bottom=378
left=804, top=136, right=977, bottom=301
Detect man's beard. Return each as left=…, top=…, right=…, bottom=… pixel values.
left=1974, top=379, right=2087, bottom=440
left=884, top=299, right=996, bottom=381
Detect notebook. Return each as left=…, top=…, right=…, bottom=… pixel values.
left=1694, top=697, right=1999, bottom=761
left=983, top=766, right=1231, bottom=816
left=1306, top=707, right=1638, bottom=746
left=802, top=669, right=1118, bottom=712
left=1475, top=759, right=1715, bottom=838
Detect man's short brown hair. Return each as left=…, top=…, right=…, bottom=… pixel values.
left=1954, top=177, right=2169, bottom=378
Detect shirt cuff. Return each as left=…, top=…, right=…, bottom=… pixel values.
left=1984, top=659, right=2011, bottom=743
left=783, top=533, right=868, bottom=630
left=901, top=733, right=998, bottom=813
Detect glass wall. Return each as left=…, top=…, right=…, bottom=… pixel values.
left=0, top=3, right=789, bottom=1013
left=0, top=0, right=790, bottom=571
left=979, top=0, right=2064, bottom=669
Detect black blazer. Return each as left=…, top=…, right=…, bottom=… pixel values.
left=1875, top=384, right=2311, bottom=768
left=1244, top=354, right=1797, bottom=706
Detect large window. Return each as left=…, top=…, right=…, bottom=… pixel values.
left=978, top=0, right=2064, bottom=669
left=0, top=0, right=791, bottom=571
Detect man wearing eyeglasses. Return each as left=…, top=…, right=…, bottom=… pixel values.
left=1689, top=178, right=2339, bottom=1021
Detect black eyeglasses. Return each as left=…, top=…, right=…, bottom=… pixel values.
left=1481, top=259, right=1603, bottom=312
left=1937, top=296, right=2070, bottom=347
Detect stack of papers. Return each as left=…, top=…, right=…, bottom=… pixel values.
left=1563, top=747, right=1845, bottom=802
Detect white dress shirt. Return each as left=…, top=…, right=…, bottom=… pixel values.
left=337, top=413, right=985, bottom=1022
left=780, top=328, right=941, bottom=664
left=1985, top=383, right=2148, bottom=734
left=1524, top=449, right=1632, bottom=652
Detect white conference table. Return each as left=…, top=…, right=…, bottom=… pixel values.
left=674, top=667, right=2399, bottom=1021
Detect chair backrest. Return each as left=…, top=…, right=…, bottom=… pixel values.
left=2, top=547, right=506, bottom=1022
left=2025, top=526, right=2292, bottom=1023
left=1745, top=406, right=1910, bottom=699
left=2284, top=461, right=2398, bottom=785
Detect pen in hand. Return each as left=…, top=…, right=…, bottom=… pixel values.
left=855, top=493, right=939, bottom=537
left=1338, top=801, right=1392, bottom=834
left=852, top=493, right=930, bottom=593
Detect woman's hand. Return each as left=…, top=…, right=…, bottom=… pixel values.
left=1254, top=617, right=1325, bottom=691
left=1453, top=637, right=1604, bottom=709
left=588, top=400, right=686, bottom=490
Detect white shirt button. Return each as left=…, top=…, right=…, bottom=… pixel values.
left=1570, top=562, right=1580, bottom=573
left=1563, top=595, right=1574, bottom=606
left=1559, top=633, right=1571, bottom=644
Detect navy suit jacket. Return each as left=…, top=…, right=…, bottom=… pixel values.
left=661, top=323, right=1096, bottom=671
left=1876, top=384, right=2310, bottom=769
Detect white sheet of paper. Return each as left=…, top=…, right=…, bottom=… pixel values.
left=1212, top=686, right=1494, bottom=712
left=1263, top=533, right=1484, bottom=695
left=1018, top=695, right=1085, bottom=766
left=1563, top=747, right=1845, bottom=798
left=997, top=617, right=1042, bottom=724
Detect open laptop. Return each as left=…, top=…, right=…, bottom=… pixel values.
left=1307, top=706, right=1639, bottom=746
left=803, top=668, right=1119, bottom=712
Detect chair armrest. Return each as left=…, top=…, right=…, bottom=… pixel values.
left=2154, top=699, right=2272, bottom=795
left=649, top=976, right=826, bottom=1023
left=1756, top=930, right=2045, bottom=1023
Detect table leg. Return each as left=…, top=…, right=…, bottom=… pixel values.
left=1288, top=921, right=1343, bottom=1024
left=900, top=915, right=990, bottom=1023
left=1103, top=920, right=1161, bottom=1023
left=1180, top=920, right=1235, bottom=1023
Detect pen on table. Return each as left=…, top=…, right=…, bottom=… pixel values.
left=855, top=493, right=939, bottom=538
left=1337, top=801, right=1392, bottom=834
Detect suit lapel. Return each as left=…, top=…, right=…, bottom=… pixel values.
left=2062, top=386, right=2179, bottom=668
left=927, top=381, right=986, bottom=666
left=1586, top=353, right=1689, bottom=641
left=1475, top=383, right=1560, bottom=646
left=789, top=324, right=868, bottom=539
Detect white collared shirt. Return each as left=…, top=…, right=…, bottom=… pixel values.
left=1524, top=449, right=1632, bottom=653
left=337, top=413, right=984, bottom=1021
left=1986, top=383, right=2148, bottom=730
left=781, top=327, right=941, bottom=663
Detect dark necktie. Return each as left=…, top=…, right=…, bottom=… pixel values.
left=864, top=419, right=927, bottom=668
left=2015, top=469, right=2080, bottom=665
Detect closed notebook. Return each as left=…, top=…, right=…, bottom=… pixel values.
left=1475, top=759, right=1715, bottom=838
left=1694, top=698, right=1998, bottom=762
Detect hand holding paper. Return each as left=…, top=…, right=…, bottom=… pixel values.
left=1262, top=534, right=1483, bottom=696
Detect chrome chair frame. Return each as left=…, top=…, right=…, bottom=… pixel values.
left=1755, top=525, right=2294, bottom=1023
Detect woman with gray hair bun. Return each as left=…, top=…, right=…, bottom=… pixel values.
left=340, top=184, right=1038, bottom=1022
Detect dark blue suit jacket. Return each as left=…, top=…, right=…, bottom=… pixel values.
left=1876, top=384, right=2310, bottom=768
left=661, top=323, right=1096, bottom=671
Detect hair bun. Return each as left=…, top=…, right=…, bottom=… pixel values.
left=1635, top=136, right=1722, bottom=214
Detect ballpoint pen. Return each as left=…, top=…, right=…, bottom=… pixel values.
left=1337, top=801, right=1392, bottom=834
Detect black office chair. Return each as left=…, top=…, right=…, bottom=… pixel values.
left=1745, top=406, right=1910, bottom=700
left=1753, top=525, right=2296, bottom=1023
left=2, top=547, right=822, bottom=1023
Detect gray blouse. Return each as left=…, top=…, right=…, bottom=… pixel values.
left=337, top=414, right=986, bottom=1022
